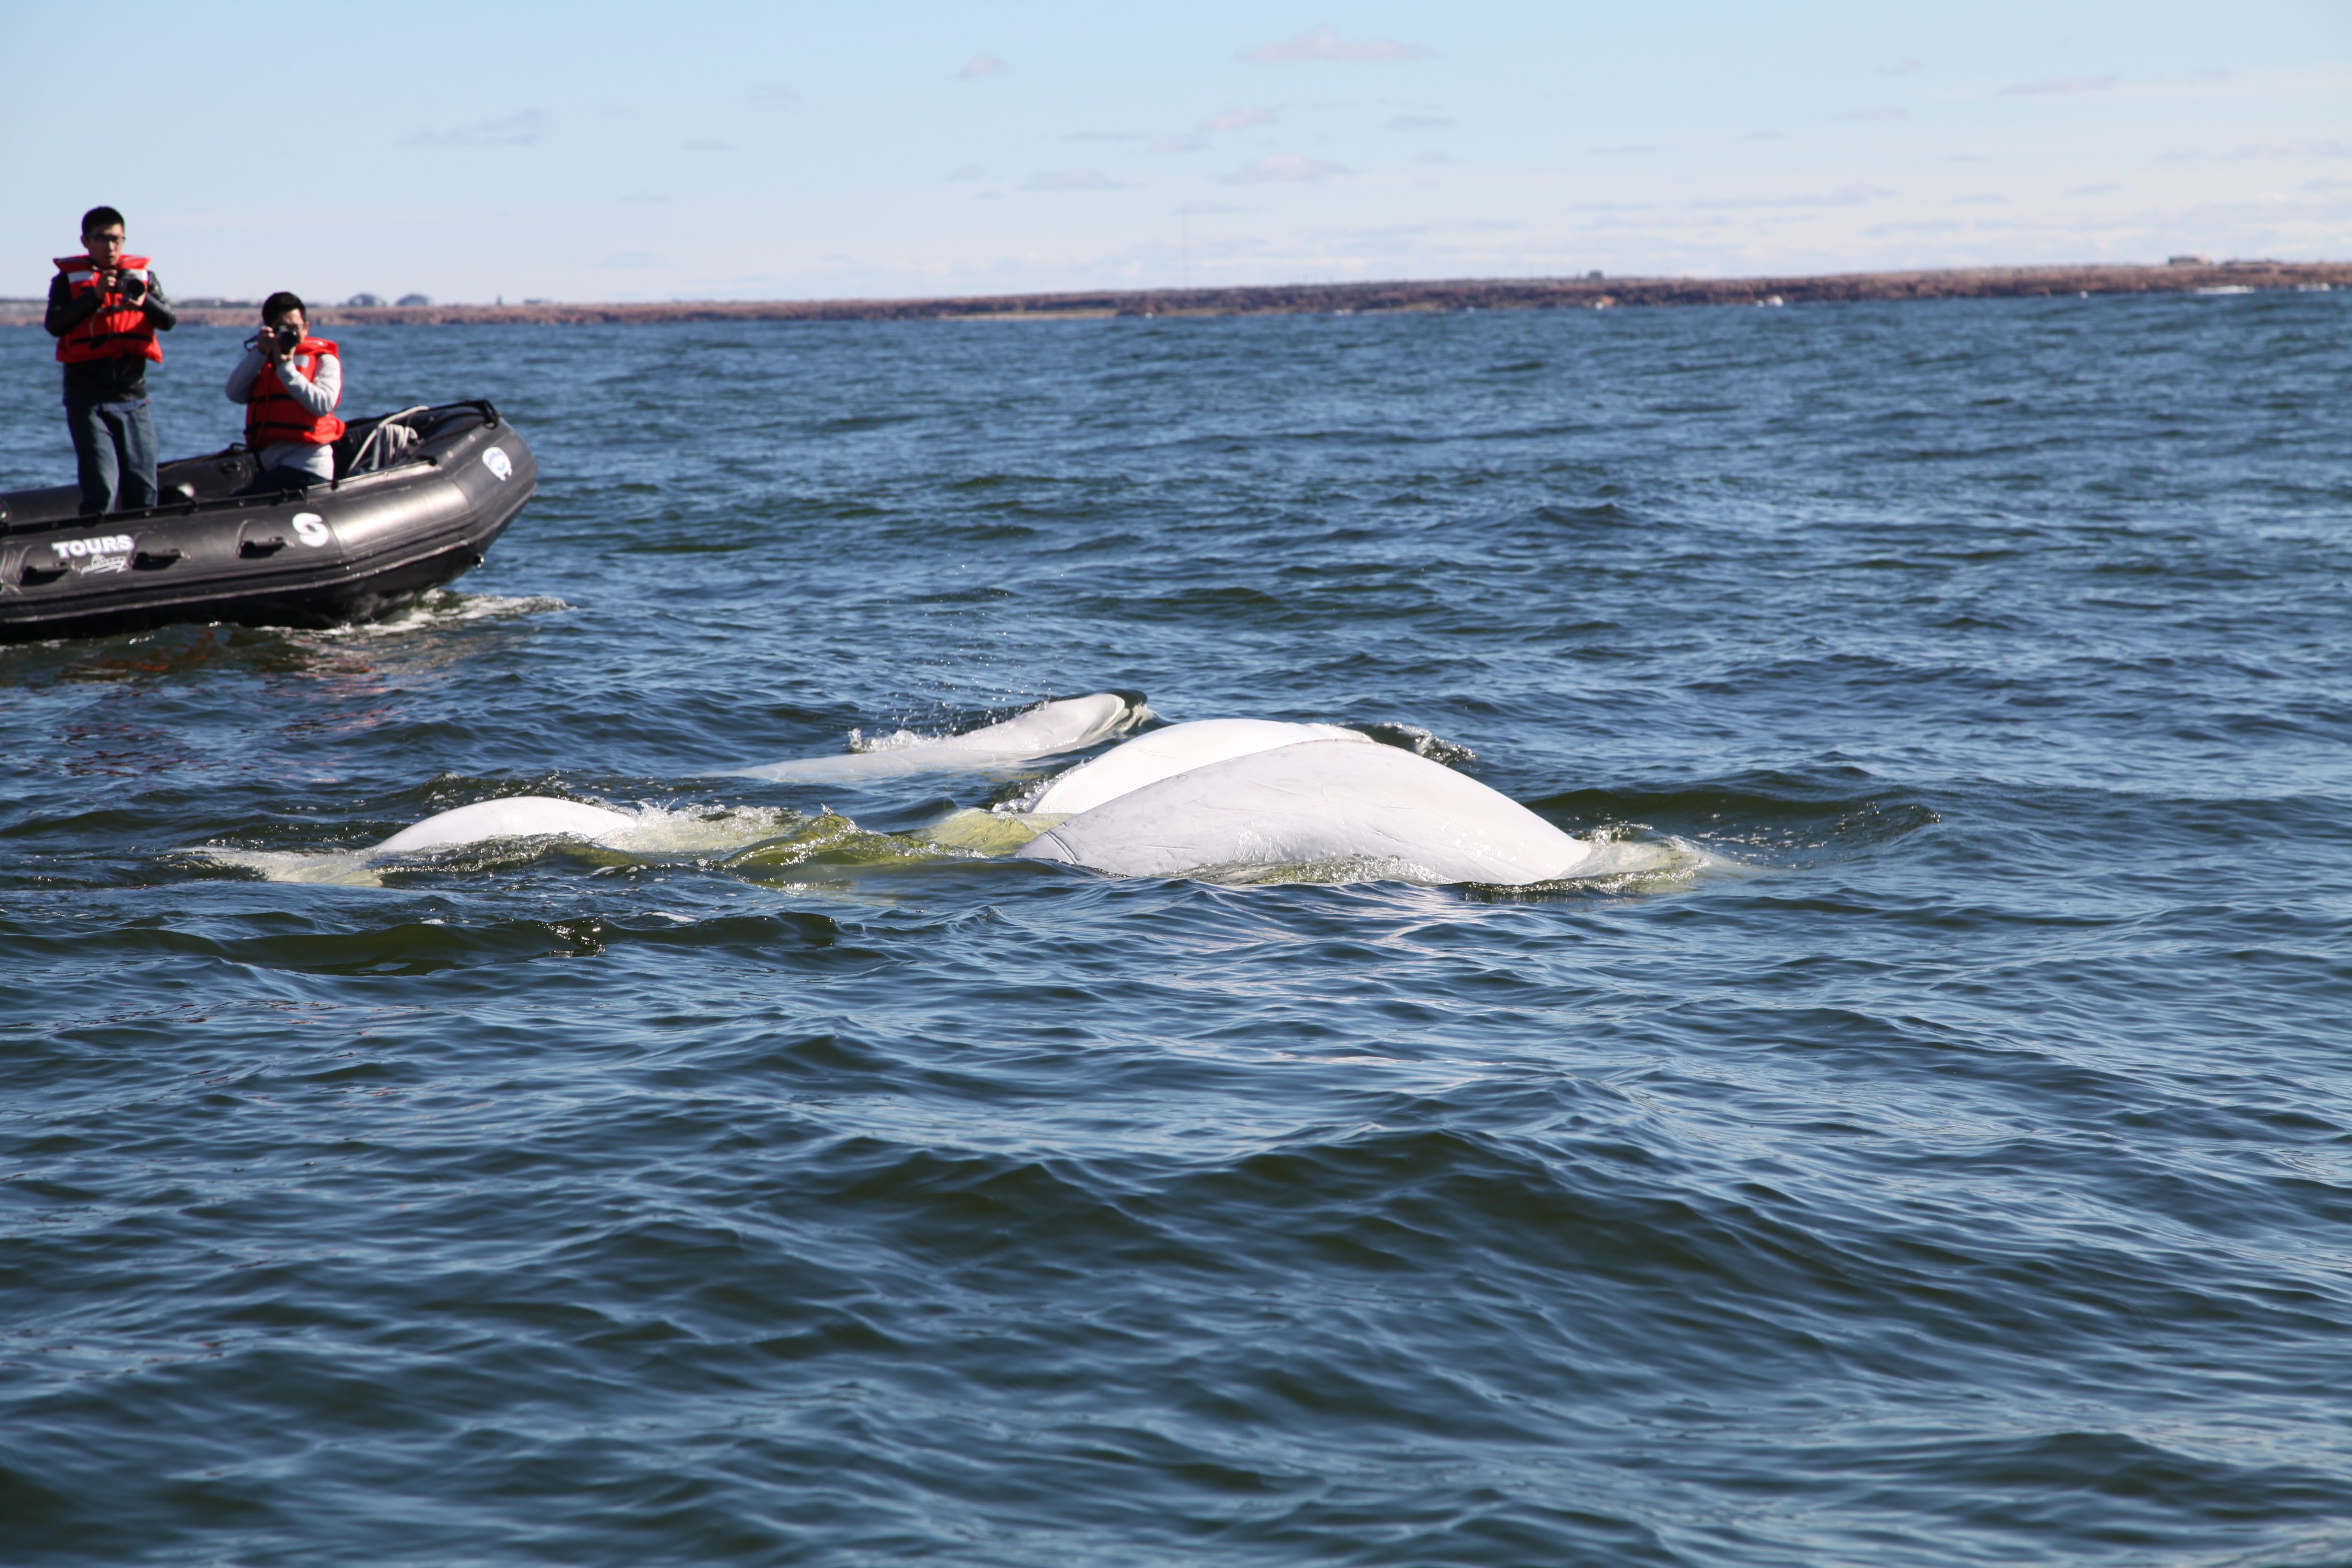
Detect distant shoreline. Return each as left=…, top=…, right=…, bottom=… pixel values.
left=2, top=261, right=2342, bottom=328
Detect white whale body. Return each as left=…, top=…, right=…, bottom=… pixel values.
left=725, top=691, right=1149, bottom=782
left=1026, top=718, right=1369, bottom=816
left=195, top=794, right=649, bottom=885
left=1016, top=739, right=1598, bottom=885
left=370, top=796, right=638, bottom=857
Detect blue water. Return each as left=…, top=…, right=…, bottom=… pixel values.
left=3, top=293, right=2349, bottom=1566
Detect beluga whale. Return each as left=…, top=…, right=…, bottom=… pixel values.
left=191, top=794, right=653, bottom=885
left=1015, top=738, right=1601, bottom=886
left=724, top=691, right=1149, bottom=783
left=368, top=796, right=638, bottom=856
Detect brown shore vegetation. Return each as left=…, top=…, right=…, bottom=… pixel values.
left=3, top=261, right=2343, bottom=329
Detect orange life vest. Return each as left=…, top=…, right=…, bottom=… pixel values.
left=53, top=252, right=162, bottom=365
left=244, top=338, right=347, bottom=448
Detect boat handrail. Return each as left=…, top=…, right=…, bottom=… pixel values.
left=339, top=406, right=432, bottom=488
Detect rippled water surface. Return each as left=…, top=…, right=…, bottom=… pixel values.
left=4, top=294, right=2350, bottom=1566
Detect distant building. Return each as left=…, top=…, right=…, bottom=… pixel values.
left=2166, top=255, right=2210, bottom=266
left=397, top=293, right=432, bottom=307
left=1587, top=270, right=1604, bottom=280
left=345, top=292, right=386, bottom=307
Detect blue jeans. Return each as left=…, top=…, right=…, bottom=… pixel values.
left=65, top=397, right=159, bottom=516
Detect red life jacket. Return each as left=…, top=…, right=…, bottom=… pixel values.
left=244, top=338, right=347, bottom=448
left=54, top=252, right=163, bottom=365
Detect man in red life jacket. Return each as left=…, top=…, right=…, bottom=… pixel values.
left=44, top=205, right=177, bottom=515
left=224, top=292, right=345, bottom=491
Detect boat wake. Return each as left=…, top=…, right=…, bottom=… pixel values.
left=306, top=589, right=571, bottom=639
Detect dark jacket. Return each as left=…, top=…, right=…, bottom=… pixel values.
left=46, top=268, right=178, bottom=403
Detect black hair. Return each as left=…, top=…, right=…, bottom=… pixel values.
left=81, top=205, right=125, bottom=235
left=262, top=291, right=307, bottom=323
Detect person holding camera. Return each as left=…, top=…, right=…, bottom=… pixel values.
left=225, top=292, right=345, bottom=491
left=46, top=205, right=178, bottom=515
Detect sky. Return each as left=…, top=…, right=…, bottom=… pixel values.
left=3, top=1, right=2346, bottom=304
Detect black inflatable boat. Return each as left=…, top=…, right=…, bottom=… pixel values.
left=0, top=401, right=536, bottom=644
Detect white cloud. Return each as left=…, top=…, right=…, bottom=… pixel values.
left=1864, top=219, right=1965, bottom=238
left=1386, top=115, right=1453, bottom=130
left=1880, top=58, right=1924, bottom=76
left=682, top=140, right=730, bottom=153
left=1025, top=168, right=1122, bottom=191
left=1836, top=107, right=1908, bottom=122
left=1687, top=183, right=1895, bottom=210
left=1224, top=154, right=1348, bottom=184
left=1151, top=135, right=1205, bottom=154
left=748, top=83, right=797, bottom=111
left=2161, top=139, right=2349, bottom=161
left=404, top=110, right=547, bottom=147
left=1201, top=105, right=1277, bottom=133
left=2243, top=139, right=2347, bottom=159
left=1240, top=28, right=1430, bottom=63
left=946, top=164, right=985, bottom=182
left=2001, top=77, right=2117, bottom=96
left=1589, top=142, right=1659, bottom=155
left=2068, top=182, right=2123, bottom=195
left=960, top=55, right=1009, bottom=80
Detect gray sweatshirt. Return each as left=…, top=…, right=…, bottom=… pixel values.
left=225, top=343, right=344, bottom=481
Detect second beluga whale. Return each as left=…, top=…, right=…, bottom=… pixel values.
left=723, top=692, right=1149, bottom=783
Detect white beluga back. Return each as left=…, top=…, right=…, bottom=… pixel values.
left=725, top=691, right=1149, bottom=782
left=1027, top=718, right=1368, bottom=816
left=371, top=797, right=638, bottom=857
left=1016, top=739, right=1599, bottom=885
left=196, top=794, right=648, bottom=886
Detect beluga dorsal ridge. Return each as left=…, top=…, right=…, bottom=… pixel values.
left=1015, top=739, right=1597, bottom=886
left=723, top=691, right=1149, bottom=782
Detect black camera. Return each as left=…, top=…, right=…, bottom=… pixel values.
left=270, top=322, right=302, bottom=352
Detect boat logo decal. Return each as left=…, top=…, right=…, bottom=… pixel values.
left=291, top=513, right=331, bottom=548
left=482, top=447, right=513, bottom=483
left=53, top=533, right=134, bottom=572
left=52, top=533, right=134, bottom=560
